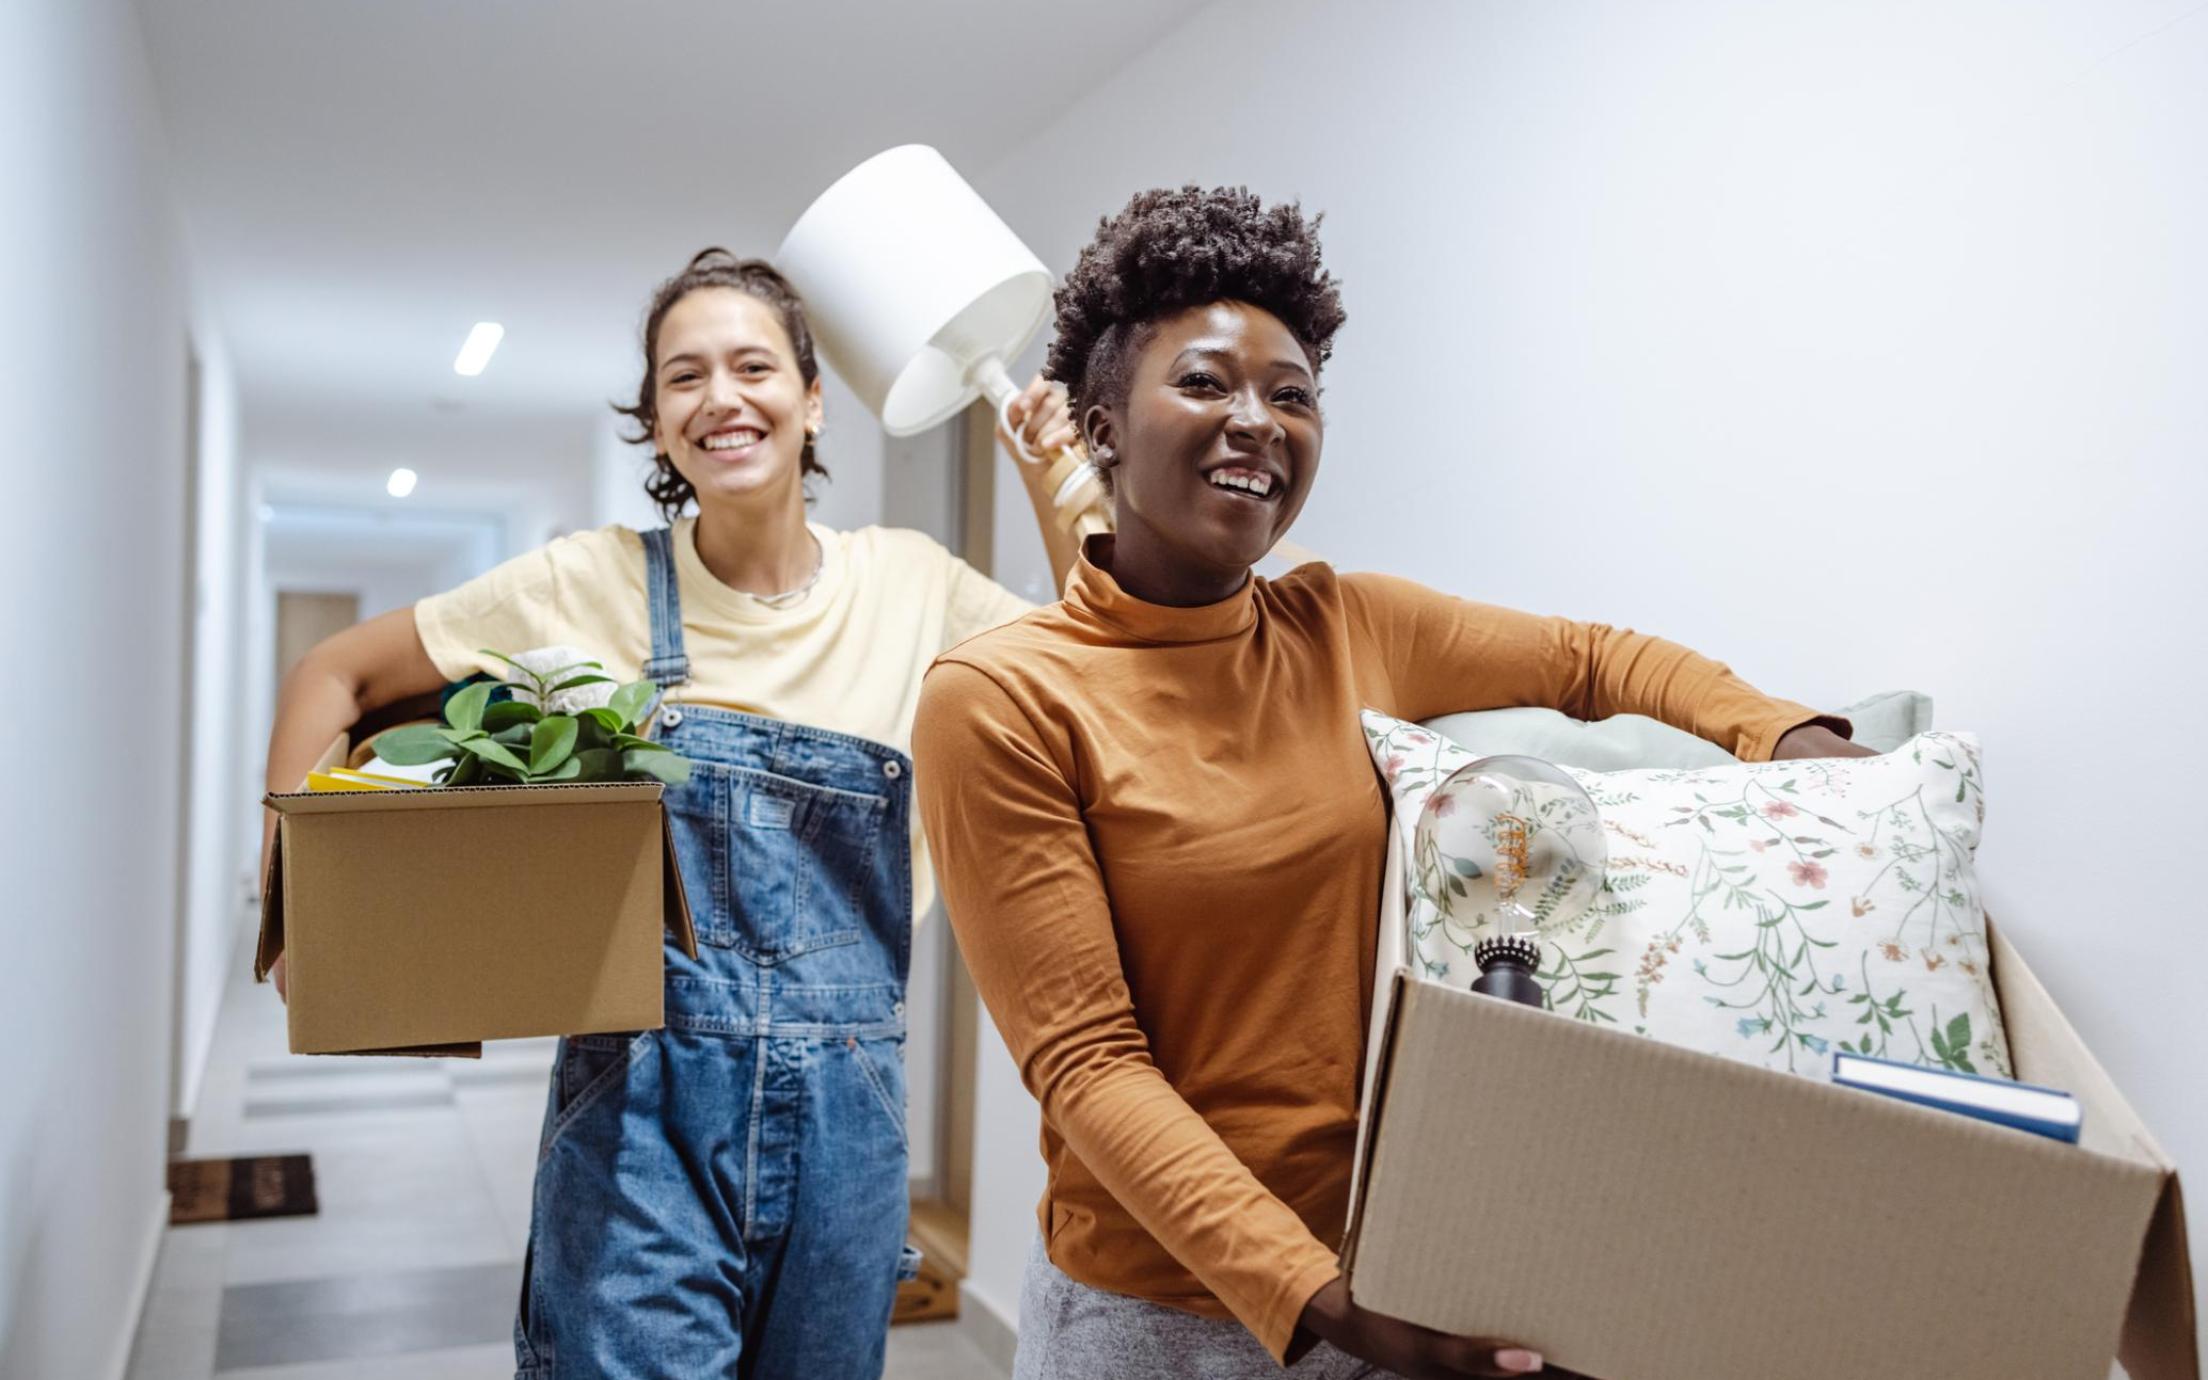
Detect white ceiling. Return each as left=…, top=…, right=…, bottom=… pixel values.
left=138, top=0, right=1199, bottom=427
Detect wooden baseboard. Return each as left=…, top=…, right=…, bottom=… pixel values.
left=908, top=1195, right=970, bottom=1280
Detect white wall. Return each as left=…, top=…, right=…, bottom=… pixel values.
left=590, top=414, right=668, bottom=533
left=0, top=0, right=225, bottom=1374
left=809, top=368, right=887, bottom=535
left=174, top=328, right=247, bottom=1127
left=969, top=0, right=2208, bottom=1345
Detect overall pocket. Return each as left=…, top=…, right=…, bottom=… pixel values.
left=540, top=1031, right=643, bottom=1155
left=668, top=761, right=889, bottom=964
left=846, top=1034, right=908, bottom=1150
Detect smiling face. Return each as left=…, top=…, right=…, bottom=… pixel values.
left=1084, top=300, right=1323, bottom=604
left=650, top=286, right=823, bottom=513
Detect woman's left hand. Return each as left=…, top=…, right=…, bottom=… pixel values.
left=998, top=373, right=1079, bottom=462
left=1773, top=723, right=1878, bottom=759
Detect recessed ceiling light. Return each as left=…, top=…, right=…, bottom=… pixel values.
left=387, top=467, right=418, bottom=498
left=453, top=322, right=504, bottom=377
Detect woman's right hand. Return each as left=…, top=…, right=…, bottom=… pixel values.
left=1298, top=1279, right=1597, bottom=1379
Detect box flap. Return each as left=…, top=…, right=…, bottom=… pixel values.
left=1341, top=967, right=1413, bottom=1272
left=1994, top=923, right=2203, bottom=1379
left=254, top=733, right=352, bottom=981
left=1347, top=975, right=2171, bottom=1380
left=661, top=805, right=697, bottom=960
left=2126, top=1172, right=2200, bottom=1380
left=254, top=821, right=287, bottom=981
left=1988, top=923, right=2198, bottom=1378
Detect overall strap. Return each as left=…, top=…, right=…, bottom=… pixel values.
left=640, top=527, right=690, bottom=689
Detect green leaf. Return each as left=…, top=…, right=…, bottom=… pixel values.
left=458, top=735, right=529, bottom=773
left=445, top=681, right=494, bottom=733
left=613, top=732, right=670, bottom=753
left=530, top=716, right=579, bottom=774
left=476, top=648, right=536, bottom=676
left=581, top=707, right=624, bottom=733
left=493, top=724, right=532, bottom=747
left=608, top=681, right=657, bottom=728
left=623, top=748, right=691, bottom=785
left=571, top=748, right=623, bottom=781
left=548, top=673, right=616, bottom=695
left=1945, top=1013, right=1971, bottom=1052
left=536, top=755, right=584, bottom=782
left=445, top=753, right=483, bottom=786
left=482, top=700, right=543, bottom=732
left=372, top=724, right=457, bottom=765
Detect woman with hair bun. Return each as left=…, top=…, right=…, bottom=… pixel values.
left=260, top=247, right=1087, bottom=1379
left=914, top=188, right=1868, bottom=1379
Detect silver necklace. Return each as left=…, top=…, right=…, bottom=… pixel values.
left=745, top=532, right=825, bottom=609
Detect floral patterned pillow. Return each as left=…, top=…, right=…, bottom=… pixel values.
left=1361, top=710, right=2012, bottom=1080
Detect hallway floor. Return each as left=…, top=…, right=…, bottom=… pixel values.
left=124, top=921, right=1004, bottom=1379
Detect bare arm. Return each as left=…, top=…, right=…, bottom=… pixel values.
left=997, top=374, right=1092, bottom=595
left=261, top=605, right=448, bottom=992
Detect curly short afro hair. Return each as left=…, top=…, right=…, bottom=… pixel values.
left=1045, top=186, right=1347, bottom=426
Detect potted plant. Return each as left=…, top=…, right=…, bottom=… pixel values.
left=369, top=649, right=690, bottom=787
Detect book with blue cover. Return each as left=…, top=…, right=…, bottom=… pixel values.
left=1831, top=1051, right=2083, bottom=1143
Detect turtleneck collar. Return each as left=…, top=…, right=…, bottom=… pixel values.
left=1062, top=535, right=1260, bottom=645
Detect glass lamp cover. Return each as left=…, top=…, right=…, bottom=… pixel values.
left=1412, top=754, right=1608, bottom=967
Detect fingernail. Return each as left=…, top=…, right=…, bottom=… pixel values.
left=1496, top=1349, right=1543, bottom=1374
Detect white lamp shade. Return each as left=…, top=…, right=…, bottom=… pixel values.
left=776, top=145, right=1052, bottom=435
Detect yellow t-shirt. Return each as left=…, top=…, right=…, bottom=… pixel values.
left=413, top=517, right=1030, bottom=921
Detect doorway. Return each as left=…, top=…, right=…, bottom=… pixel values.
left=274, top=591, right=363, bottom=692
left=878, top=402, right=1003, bottom=1303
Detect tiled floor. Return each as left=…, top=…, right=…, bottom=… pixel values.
left=125, top=920, right=1005, bottom=1379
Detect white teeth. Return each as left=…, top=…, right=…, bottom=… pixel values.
left=1209, top=470, right=1274, bottom=496
left=702, top=429, right=764, bottom=451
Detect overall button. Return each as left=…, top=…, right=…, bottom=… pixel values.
left=882, top=760, right=903, bottom=780
left=661, top=706, right=684, bottom=729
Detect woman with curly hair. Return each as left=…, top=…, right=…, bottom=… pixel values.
left=261, top=249, right=1087, bottom=1379
left=913, top=189, right=1868, bottom=1379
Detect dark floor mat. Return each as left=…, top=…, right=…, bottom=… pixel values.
left=892, top=1247, right=958, bottom=1325
left=167, top=1154, right=319, bottom=1224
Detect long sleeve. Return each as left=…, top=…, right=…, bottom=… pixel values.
left=912, top=661, right=1343, bottom=1362
left=1340, top=572, right=1845, bottom=761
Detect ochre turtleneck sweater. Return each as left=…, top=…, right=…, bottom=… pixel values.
left=912, top=541, right=1831, bottom=1362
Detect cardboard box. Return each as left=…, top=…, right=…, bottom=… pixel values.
left=257, top=738, right=696, bottom=1056
left=1346, top=829, right=2195, bottom=1380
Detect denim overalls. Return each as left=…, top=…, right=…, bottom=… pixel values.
left=516, top=526, right=917, bottom=1379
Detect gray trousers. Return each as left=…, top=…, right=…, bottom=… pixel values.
left=1012, top=1238, right=1406, bottom=1380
